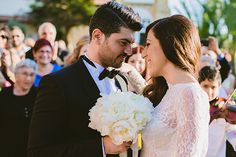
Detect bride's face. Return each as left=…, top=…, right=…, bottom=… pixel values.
left=144, top=30, right=168, bottom=77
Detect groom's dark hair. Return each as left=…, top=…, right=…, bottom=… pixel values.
left=89, top=1, right=142, bottom=38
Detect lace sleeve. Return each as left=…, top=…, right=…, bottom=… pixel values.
left=176, top=87, right=209, bottom=157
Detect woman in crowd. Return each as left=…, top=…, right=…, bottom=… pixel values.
left=33, top=38, right=61, bottom=87
left=0, top=25, right=17, bottom=87
left=64, top=35, right=89, bottom=66
left=125, top=43, right=146, bottom=77
left=119, top=43, right=147, bottom=93
left=0, top=59, right=37, bottom=157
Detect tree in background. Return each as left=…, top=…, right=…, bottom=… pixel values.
left=224, top=0, right=236, bottom=53
left=176, top=0, right=225, bottom=42
left=28, top=0, right=96, bottom=41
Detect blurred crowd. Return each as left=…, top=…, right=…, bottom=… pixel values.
left=0, top=20, right=236, bottom=157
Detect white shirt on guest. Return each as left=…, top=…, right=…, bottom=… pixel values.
left=206, top=118, right=236, bottom=157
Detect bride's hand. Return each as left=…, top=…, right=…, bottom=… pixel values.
left=118, top=62, right=147, bottom=94
left=103, top=136, right=131, bottom=154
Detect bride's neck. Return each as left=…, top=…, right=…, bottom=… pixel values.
left=163, top=65, right=196, bottom=85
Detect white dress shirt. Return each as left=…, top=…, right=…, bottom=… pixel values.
left=82, top=56, right=120, bottom=157
left=206, top=118, right=236, bottom=157
left=83, top=57, right=119, bottom=95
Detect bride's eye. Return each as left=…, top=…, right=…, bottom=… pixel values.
left=145, top=42, right=150, bottom=47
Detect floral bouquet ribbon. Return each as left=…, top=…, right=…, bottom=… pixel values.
left=88, top=91, right=154, bottom=157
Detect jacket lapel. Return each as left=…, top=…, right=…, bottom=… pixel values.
left=75, top=57, right=101, bottom=101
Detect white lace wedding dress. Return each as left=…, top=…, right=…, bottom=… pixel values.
left=141, top=82, right=210, bottom=157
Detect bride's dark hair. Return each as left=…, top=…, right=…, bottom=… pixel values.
left=143, top=15, right=201, bottom=105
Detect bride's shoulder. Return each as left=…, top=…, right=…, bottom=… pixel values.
left=169, top=82, right=207, bottom=99
left=168, top=82, right=198, bottom=91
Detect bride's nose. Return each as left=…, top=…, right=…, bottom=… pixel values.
left=142, top=47, right=147, bottom=59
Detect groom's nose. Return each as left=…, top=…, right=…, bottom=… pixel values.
left=124, top=44, right=132, bottom=55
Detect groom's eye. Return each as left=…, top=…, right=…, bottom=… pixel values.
left=119, top=41, right=128, bottom=47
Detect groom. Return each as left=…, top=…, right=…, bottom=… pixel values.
left=27, top=1, right=142, bottom=157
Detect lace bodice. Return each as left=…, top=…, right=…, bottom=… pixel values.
left=141, top=82, right=210, bottom=157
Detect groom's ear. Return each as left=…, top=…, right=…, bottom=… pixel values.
left=92, top=28, right=105, bottom=45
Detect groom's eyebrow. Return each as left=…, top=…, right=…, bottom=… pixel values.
left=120, top=39, right=134, bottom=44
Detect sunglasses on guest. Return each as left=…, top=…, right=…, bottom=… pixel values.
left=0, top=35, right=8, bottom=40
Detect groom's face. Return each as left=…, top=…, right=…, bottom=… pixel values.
left=99, top=27, right=134, bottom=68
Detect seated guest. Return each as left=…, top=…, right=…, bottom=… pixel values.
left=33, top=39, right=62, bottom=87
left=0, top=59, right=38, bottom=157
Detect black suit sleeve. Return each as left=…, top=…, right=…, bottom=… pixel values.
left=218, top=57, right=231, bottom=82
left=28, top=75, right=103, bottom=157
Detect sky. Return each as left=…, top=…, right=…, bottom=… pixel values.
left=0, top=0, right=202, bottom=19
left=169, top=0, right=203, bottom=26
left=0, top=0, right=34, bottom=16
left=0, top=0, right=184, bottom=16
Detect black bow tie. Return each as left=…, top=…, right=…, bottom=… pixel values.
left=98, top=68, right=119, bottom=80
left=81, top=55, right=119, bottom=80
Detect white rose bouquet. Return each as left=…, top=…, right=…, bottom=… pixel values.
left=88, top=91, right=154, bottom=157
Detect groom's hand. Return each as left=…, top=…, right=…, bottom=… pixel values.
left=103, top=136, right=131, bottom=154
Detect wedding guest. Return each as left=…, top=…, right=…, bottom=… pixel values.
left=0, top=59, right=37, bottom=157
left=198, top=66, right=236, bottom=157
left=0, top=47, right=16, bottom=85
left=199, top=47, right=217, bottom=70
left=27, top=1, right=142, bottom=157
left=10, top=26, right=30, bottom=60
left=141, top=15, right=209, bottom=157
left=200, top=36, right=231, bottom=82
left=0, top=50, right=7, bottom=88
left=24, top=37, right=35, bottom=48
left=125, top=43, right=146, bottom=77
left=26, top=22, right=68, bottom=65
left=64, top=35, right=89, bottom=66
left=0, top=25, right=16, bottom=86
left=57, top=39, right=69, bottom=62
left=0, top=24, right=11, bottom=49
left=33, top=39, right=61, bottom=87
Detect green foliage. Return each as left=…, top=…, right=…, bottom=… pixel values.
left=175, top=0, right=236, bottom=73
left=175, top=0, right=236, bottom=52
left=198, top=0, right=228, bottom=43
left=7, top=20, right=27, bottom=34
left=224, top=0, right=236, bottom=51
left=28, top=0, right=96, bottom=40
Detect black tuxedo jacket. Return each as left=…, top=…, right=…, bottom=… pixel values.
left=28, top=57, right=131, bottom=157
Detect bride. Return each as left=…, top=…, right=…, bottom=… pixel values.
left=141, top=15, right=210, bottom=157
